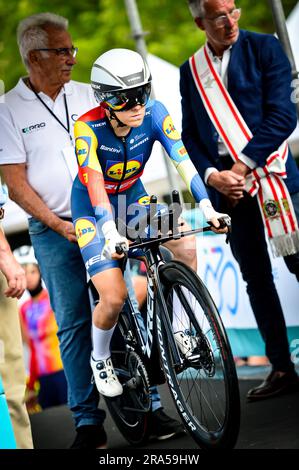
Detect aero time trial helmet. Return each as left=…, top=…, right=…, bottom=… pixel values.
left=91, top=48, right=152, bottom=112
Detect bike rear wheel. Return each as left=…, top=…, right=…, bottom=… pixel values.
left=104, top=312, right=151, bottom=446
left=157, top=261, right=240, bottom=449
left=104, top=350, right=151, bottom=446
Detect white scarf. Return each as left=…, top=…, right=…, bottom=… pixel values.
left=189, top=45, right=299, bottom=257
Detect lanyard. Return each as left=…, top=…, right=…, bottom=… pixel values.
left=28, top=80, right=73, bottom=144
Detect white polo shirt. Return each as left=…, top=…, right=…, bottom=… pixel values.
left=0, top=78, right=97, bottom=217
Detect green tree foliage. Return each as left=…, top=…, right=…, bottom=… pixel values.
left=0, top=0, right=297, bottom=91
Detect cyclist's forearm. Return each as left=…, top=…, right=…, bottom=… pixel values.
left=175, top=159, right=209, bottom=202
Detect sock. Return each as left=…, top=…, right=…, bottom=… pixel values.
left=92, top=324, right=116, bottom=361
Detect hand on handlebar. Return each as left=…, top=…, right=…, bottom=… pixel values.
left=209, top=215, right=231, bottom=234
left=101, top=220, right=129, bottom=260
left=199, top=199, right=231, bottom=234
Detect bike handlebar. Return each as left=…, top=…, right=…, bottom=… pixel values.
left=114, top=190, right=231, bottom=255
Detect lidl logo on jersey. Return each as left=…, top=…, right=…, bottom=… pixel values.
left=138, top=196, right=151, bottom=205
left=162, top=116, right=180, bottom=141
left=106, top=155, right=143, bottom=181
left=75, top=217, right=96, bottom=248
left=75, top=136, right=91, bottom=166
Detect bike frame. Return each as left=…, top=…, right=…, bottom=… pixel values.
left=124, top=225, right=213, bottom=367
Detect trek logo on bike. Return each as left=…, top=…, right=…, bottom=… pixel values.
left=145, top=275, right=155, bottom=358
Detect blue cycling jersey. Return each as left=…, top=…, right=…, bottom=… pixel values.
left=71, top=99, right=208, bottom=276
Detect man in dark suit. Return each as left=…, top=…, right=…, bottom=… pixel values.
left=180, top=0, right=299, bottom=400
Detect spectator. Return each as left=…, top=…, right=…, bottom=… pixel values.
left=0, top=13, right=185, bottom=446
left=14, top=245, right=68, bottom=410
left=0, top=179, right=33, bottom=448
left=180, top=0, right=299, bottom=400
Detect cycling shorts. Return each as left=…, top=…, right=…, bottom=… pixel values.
left=71, top=176, right=166, bottom=277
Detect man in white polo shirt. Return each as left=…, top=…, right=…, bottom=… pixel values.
left=0, top=13, right=108, bottom=449
left=0, top=12, right=184, bottom=447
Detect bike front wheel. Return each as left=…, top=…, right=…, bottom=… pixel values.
left=157, top=261, right=240, bottom=449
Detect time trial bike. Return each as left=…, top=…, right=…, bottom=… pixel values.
left=100, top=191, right=240, bottom=449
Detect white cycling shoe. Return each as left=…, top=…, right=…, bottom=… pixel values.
left=90, top=355, right=123, bottom=398
left=174, top=331, right=198, bottom=359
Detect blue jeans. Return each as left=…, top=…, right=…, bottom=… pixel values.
left=29, top=218, right=105, bottom=428
left=29, top=218, right=161, bottom=427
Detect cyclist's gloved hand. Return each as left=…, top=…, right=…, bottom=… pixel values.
left=199, top=199, right=231, bottom=233
left=102, top=220, right=129, bottom=260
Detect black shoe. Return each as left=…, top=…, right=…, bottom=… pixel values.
left=149, top=408, right=185, bottom=441
left=247, top=370, right=299, bottom=401
left=70, top=425, right=107, bottom=449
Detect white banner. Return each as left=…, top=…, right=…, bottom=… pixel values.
left=196, top=234, right=299, bottom=329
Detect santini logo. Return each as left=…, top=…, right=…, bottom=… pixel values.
left=22, top=122, right=46, bottom=134
left=100, top=144, right=121, bottom=153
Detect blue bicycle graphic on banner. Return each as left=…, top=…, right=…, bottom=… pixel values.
left=203, top=246, right=239, bottom=317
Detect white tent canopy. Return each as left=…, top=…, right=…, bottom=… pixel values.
left=287, top=1, right=299, bottom=69
left=141, top=53, right=181, bottom=184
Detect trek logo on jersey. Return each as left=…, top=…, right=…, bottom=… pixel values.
left=75, top=217, right=96, bottom=248
left=85, top=254, right=104, bottom=270
left=106, top=155, right=143, bottom=181
left=22, top=122, right=46, bottom=134
left=162, top=115, right=180, bottom=140
left=75, top=136, right=91, bottom=167
left=104, top=176, right=140, bottom=193
left=91, top=122, right=106, bottom=129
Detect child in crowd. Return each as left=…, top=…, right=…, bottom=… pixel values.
left=14, top=246, right=68, bottom=410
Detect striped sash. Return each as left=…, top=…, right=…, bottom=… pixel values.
left=189, top=45, right=299, bottom=257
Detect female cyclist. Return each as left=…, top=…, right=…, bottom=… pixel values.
left=71, top=48, right=229, bottom=397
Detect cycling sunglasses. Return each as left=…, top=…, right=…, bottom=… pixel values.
left=98, top=83, right=151, bottom=112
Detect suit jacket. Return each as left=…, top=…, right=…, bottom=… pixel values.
left=180, top=29, right=299, bottom=208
